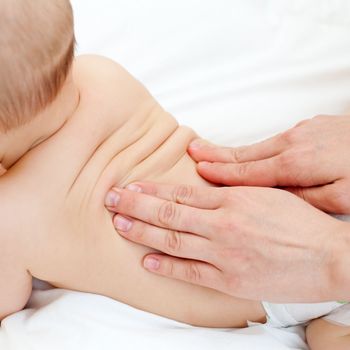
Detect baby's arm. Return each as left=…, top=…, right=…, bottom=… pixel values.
left=0, top=269, right=32, bottom=321
left=0, top=234, right=32, bottom=321
left=306, top=318, right=350, bottom=350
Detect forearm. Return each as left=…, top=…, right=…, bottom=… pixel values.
left=0, top=234, right=32, bottom=322
left=0, top=270, right=32, bottom=322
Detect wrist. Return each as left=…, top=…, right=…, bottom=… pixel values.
left=330, top=222, right=350, bottom=301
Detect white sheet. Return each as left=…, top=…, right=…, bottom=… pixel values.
left=1, top=1, right=350, bottom=349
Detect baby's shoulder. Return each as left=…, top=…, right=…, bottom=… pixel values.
left=73, top=55, right=152, bottom=106
left=73, top=54, right=127, bottom=85
left=71, top=54, right=157, bottom=131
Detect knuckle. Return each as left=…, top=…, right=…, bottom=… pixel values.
left=157, top=201, right=178, bottom=227
left=122, top=193, right=136, bottom=212
left=172, top=184, right=193, bottom=204
left=129, top=225, right=143, bottom=240
left=281, top=128, right=299, bottom=145
left=236, top=162, right=251, bottom=178
left=230, top=147, right=245, bottom=163
left=185, top=262, right=201, bottom=283
left=164, top=230, right=182, bottom=254
left=164, top=260, right=175, bottom=277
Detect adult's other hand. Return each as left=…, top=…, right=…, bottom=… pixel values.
left=188, top=115, right=350, bottom=214
left=105, top=182, right=350, bottom=302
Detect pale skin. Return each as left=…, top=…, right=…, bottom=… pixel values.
left=106, top=183, right=350, bottom=348
left=0, top=55, right=266, bottom=328
left=104, top=117, right=350, bottom=349
left=189, top=115, right=350, bottom=214
left=0, top=54, right=348, bottom=348
left=106, top=183, right=349, bottom=303
left=104, top=116, right=350, bottom=304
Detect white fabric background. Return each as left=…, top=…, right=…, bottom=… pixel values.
left=1, top=1, right=350, bottom=349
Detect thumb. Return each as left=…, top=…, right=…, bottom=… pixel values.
left=196, top=158, right=281, bottom=186
left=286, top=183, right=350, bottom=214
left=188, top=139, right=228, bottom=163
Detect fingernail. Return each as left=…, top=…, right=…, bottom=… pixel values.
left=189, top=139, right=210, bottom=150
left=105, top=190, right=120, bottom=207
left=126, top=184, right=142, bottom=192
left=198, top=161, right=210, bottom=168
left=189, top=140, right=202, bottom=150
left=144, top=257, right=160, bottom=270
left=114, top=215, right=132, bottom=231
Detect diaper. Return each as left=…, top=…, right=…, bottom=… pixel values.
left=262, top=301, right=343, bottom=328
left=323, top=302, right=350, bottom=326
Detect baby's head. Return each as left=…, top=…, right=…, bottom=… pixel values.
left=0, top=0, right=75, bottom=132
left=0, top=0, right=75, bottom=169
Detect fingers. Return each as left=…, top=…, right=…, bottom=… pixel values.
left=114, top=214, right=213, bottom=261
left=142, top=254, right=225, bottom=292
left=105, top=187, right=215, bottom=237
left=127, top=182, right=224, bottom=209
left=188, top=134, right=286, bottom=164
left=197, top=158, right=281, bottom=186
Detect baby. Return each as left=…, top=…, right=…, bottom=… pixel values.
left=0, top=1, right=349, bottom=349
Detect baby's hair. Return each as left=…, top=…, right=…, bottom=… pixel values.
left=0, top=0, right=75, bottom=132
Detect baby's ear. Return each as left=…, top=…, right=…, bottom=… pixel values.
left=0, top=163, right=7, bottom=176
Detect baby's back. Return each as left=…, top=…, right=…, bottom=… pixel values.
left=0, top=56, right=263, bottom=327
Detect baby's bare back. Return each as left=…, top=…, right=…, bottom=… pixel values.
left=0, top=56, right=264, bottom=326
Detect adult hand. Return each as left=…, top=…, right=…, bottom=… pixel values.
left=188, top=115, right=350, bottom=214
left=105, top=182, right=350, bottom=302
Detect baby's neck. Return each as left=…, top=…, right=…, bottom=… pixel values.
left=0, top=75, right=80, bottom=170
